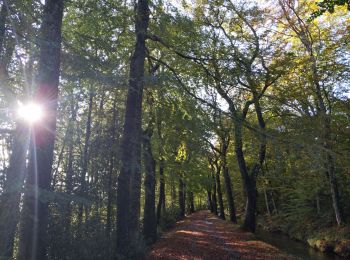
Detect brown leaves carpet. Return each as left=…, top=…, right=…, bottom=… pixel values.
left=144, top=211, right=295, bottom=260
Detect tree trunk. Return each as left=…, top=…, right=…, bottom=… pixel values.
left=0, top=1, right=7, bottom=55
left=62, top=95, right=76, bottom=250
left=188, top=191, right=195, bottom=213
left=242, top=178, right=257, bottom=232
left=0, top=4, right=29, bottom=258
left=327, top=151, right=344, bottom=225
left=218, top=130, right=237, bottom=223
left=212, top=173, right=218, bottom=215
left=18, top=1, right=64, bottom=259
left=106, top=95, right=118, bottom=240
left=207, top=190, right=213, bottom=212
left=215, top=167, right=225, bottom=220
left=171, top=175, right=177, bottom=207
left=77, top=89, right=93, bottom=238
left=271, top=192, right=278, bottom=214
left=115, top=0, right=150, bottom=257
left=234, top=120, right=256, bottom=232
left=179, top=176, right=185, bottom=217
left=156, top=159, right=165, bottom=223
left=264, top=188, right=271, bottom=215
left=142, top=127, right=157, bottom=244
left=0, top=123, right=29, bottom=258
left=222, top=165, right=237, bottom=223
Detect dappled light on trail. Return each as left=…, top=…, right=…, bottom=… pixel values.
left=145, top=211, right=295, bottom=260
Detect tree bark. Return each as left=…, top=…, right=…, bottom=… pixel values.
left=207, top=189, right=213, bottom=212
left=18, top=1, right=64, bottom=259
left=0, top=123, right=29, bottom=258
left=188, top=191, right=195, bottom=213
left=217, top=128, right=238, bottom=223
left=211, top=173, right=218, bottom=215
left=215, top=166, right=225, bottom=220
left=171, top=175, right=177, bottom=207
left=234, top=119, right=256, bottom=232
left=156, top=159, right=165, bottom=223
left=156, top=115, right=166, bottom=223
left=115, top=0, right=150, bottom=257
left=142, top=126, right=157, bottom=244
left=222, top=165, right=237, bottom=223
left=179, top=175, right=185, bottom=217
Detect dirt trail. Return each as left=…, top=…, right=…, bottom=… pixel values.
left=144, top=211, right=296, bottom=260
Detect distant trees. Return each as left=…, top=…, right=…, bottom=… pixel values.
left=280, top=0, right=345, bottom=226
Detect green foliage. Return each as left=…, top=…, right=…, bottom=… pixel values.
left=159, top=206, right=182, bottom=231
left=311, top=0, right=350, bottom=19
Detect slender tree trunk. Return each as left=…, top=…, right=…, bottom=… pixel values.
left=218, top=133, right=237, bottom=223
left=106, top=95, right=118, bottom=240
left=212, top=173, right=218, bottom=215
left=207, top=190, right=213, bottom=212
left=0, top=1, right=7, bottom=55
left=142, top=127, right=157, bottom=244
left=327, top=151, right=344, bottom=225
left=0, top=123, right=29, bottom=258
left=171, top=175, right=177, bottom=207
left=115, top=0, right=150, bottom=257
left=18, top=1, right=64, bottom=259
left=62, top=96, right=76, bottom=250
left=222, top=165, right=237, bottom=223
left=188, top=192, right=195, bottom=213
left=264, top=188, right=271, bottom=215
left=156, top=110, right=166, bottom=223
left=156, top=159, right=165, bottom=223
left=271, top=192, right=278, bottom=214
left=215, top=167, right=225, bottom=220
left=106, top=158, right=114, bottom=236
left=77, top=89, right=93, bottom=238
left=179, top=175, right=185, bottom=217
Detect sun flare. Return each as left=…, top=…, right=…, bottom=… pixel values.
left=17, top=102, right=44, bottom=123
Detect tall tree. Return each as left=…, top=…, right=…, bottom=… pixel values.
left=115, top=0, right=150, bottom=257
left=18, top=1, right=64, bottom=259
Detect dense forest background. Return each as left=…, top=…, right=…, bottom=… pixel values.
left=0, top=0, right=349, bottom=259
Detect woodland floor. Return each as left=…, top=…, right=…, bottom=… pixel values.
left=144, top=210, right=296, bottom=260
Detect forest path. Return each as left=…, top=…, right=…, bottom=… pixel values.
left=144, top=210, right=295, bottom=260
